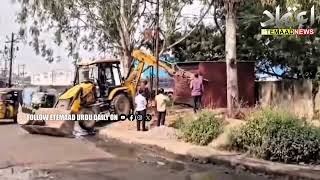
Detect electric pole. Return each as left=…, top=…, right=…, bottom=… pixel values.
left=4, top=49, right=7, bottom=79
left=5, top=33, right=19, bottom=88
left=8, top=33, right=14, bottom=87
left=155, top=0, right=160, bottom=95
left=17, top=64, right=20, bottom=84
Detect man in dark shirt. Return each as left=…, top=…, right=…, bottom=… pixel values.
left=139, top=80, right=151, bottom=103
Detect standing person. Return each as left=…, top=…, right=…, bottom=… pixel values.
left=155, top=88, right=170, bottom=126
left=190, top=73, right=204, bottom=113
left=140, top=80, right=151, bottom=103
left=135, top=89, right=147, bottom=131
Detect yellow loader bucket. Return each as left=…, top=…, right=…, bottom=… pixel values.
left=18, top=107, right=75, bottom=137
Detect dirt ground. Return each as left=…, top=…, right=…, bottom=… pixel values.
left=105, top=105, right=247, bottom=150
left=109, top=105, right=246, bottom=132
left=106, top=105, right=192, bottom=131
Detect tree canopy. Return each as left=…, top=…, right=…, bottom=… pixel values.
left=14, top=0, right=320, bottom=79
left=15, top=0, right=213, bottom=73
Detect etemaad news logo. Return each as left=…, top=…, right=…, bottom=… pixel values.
left=260, top=5, right=320, bottom=36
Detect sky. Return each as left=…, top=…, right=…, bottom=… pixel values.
left=0, top=0, right=212, bottom=77
left=0, top=1, right=77, bottom=76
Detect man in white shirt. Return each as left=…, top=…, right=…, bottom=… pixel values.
left=135, top=89, right=147, bottom=131
left=155, top=88, right=170, bottom=126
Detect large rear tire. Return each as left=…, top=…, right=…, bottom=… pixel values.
left=78, top=108, right=96, bottom=131
left=112, top=94, right=131, bottom=115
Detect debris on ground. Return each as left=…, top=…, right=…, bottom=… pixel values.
left=106, top=121, right=178, bottom=140
left=106, top=120, right=138, bottom=130
left=144, top=126, right=178, bottom=140
left=156, top=161, right=166, bottom=166
left=73, top=123, right=96, bottom=138
left=0, top=167, right=52, bottom=180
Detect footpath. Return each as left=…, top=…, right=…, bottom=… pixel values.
left=99, top=119, right=320, bottom=180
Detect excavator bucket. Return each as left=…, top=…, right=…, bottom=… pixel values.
left=17, top=107, right=75, bottom=137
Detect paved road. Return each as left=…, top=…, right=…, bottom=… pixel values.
left=0, top=124, right=284, bottom=180
left=0, top=124, right=112, bottom=168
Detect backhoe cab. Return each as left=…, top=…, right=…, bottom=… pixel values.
left=76, top=59, right=123, bottom=99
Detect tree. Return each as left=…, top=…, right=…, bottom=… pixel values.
left=167, top=23, right=224, bottom=61
left=16, top=0, right=153, bottom=74
left=15, top=0, right=213, bottom=75
left=222, top=0, right=242, bottom=117
left=160, top=0, right=215, bottom=53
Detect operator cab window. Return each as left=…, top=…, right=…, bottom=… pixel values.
left=104, top=66, right=115, bottom=86
left=78, top=66, right=98, bottom=83
left=101, top=64, right=122, bottom=87
left=89, top=66, right=99, bottom=83
left=112, top=64, right=121, bottom=86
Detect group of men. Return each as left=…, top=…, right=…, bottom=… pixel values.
left=134, top=73, right=204, bottom=131
left=134, top=80, right=170, bottom=131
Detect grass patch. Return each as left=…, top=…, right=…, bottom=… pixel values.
left=228, top=108, right=320, bottom=164
left=174, top=109, right=224, bottom=146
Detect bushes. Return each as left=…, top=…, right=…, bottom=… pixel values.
left=229, top=108, right=320, bottom=164
left=177, top=110, right=224, bottom=146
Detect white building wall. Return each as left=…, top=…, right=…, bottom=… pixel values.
left=31, top=70, right=73, bottom=86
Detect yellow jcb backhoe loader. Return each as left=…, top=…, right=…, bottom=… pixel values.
left=18, top=50, right=194, bottom=137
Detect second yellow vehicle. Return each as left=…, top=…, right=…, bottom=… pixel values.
left=0, top=88, right=23, bottom=123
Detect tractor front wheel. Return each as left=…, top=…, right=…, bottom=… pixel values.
left=112, top=94, right=131, bottom=115
left=78, top=108, right=96, bottom=131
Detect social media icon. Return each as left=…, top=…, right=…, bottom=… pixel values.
left=146, top=114, right=152, bottom=121
left=129, top=114, right=135, bottom=121
left=119, top=114, right=127, bottom=121
left=136, top=115, right=143, bottom=121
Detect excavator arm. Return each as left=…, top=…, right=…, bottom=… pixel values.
left=123, top=49, right=195, bottom=97
left=131, top=50, right=176, bottom=76
left=131, top=50, right=195, bottom=78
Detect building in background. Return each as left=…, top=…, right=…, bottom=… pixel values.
left=31, top=69, right=73, bottom=86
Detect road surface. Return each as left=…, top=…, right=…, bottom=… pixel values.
left=0, top=124, right=285, bottom=180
